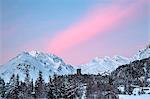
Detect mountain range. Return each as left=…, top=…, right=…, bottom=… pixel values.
left=78, top=46, right=150, bottom=74
left=0, top=46, right=150, bottom=82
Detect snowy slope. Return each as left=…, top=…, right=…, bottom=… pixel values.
left=0, top=51, right=75, bottom=82
left=132, top=46, right=150, bottom=61
left=78, top=56, right=130, bottom=74
left=119, top=94, right=150, bottom=99
left=78, top=47, right=150, bottom=74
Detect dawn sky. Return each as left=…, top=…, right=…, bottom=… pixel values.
left=0, top=0, right=150, bottom=65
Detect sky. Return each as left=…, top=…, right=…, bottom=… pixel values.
left=0, top=0, right=150, bottom=66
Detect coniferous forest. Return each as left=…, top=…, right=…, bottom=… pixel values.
left=0, top=70, right=119, bottom=99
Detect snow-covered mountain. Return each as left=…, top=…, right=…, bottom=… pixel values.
left=78, top=56, right=130, bottom=74
left=0, top=46, right=150, bottom=81
left=132, top=46, right=150, bottom=61
left=0, top=51, right=75, bottom=82
left=78, top=46, right=150, bottom=74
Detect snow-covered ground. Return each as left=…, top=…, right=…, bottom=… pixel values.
left=119, top=94, right=150, bottom=99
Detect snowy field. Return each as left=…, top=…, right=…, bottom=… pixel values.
left=119, top=94, right=150, bottom=99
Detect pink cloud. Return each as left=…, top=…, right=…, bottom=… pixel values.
left=47, top=0, right=146, bottom=55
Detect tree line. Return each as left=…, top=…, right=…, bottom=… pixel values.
left=0, top=70, right=121, bottom=99
left=0, top=71, right=86, bottom=99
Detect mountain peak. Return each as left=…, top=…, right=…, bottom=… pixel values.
left=0, top=51, right=75, bottom=82
left=133, top=46, right=150, bottom=61
left=29, top=50, right=41, bottom=57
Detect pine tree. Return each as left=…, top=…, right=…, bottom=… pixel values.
left=25, top=79, right=34, bottom=98
left=75, top=82, right=84, bottom=98
left=52, top=73, right=61, bottom=98
left=12, top=74, right=20, bottom=99
left=60, top=83, right=67, bottom=98
left=24, top=68, right=30, bottom=86
left=6, top=74, right=20, bottom=99
left=0, top=77, right=5, bottom=98
left=9, top=73, right=16, bottom=87
left=4, top=74, right=15, bottom=98
left=16, top=74, right=19, bottom=86
left=35, top=71, right=46, bottom=98
left=47, top=76, right=55, bottom=99
left=30, top=79, right=36, bottom=99
left=59, top=76, right=78, bottom=98
left=30, top=79, right=34, bottom=94
left=19, top=81, right=27, bottom=99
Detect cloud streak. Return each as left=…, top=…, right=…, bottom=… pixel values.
left=47, top=0, right=146, bottom=55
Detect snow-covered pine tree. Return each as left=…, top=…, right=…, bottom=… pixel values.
left=4, top=74, right=16, bottom=98
left=60, top=82, right=67, bottom=98
left=18, top=81, right=27, bottom=99
left=9, top=74, right=16, bottom=87
left=47, top=76, right=55, bottom=99
left=0, top=77, right=5, bottom=98
left=74, top=82, right=84, bottom=98
left=52, top=73, right=61, bottom=98
left=35, top=71, right=46, bottom=98
left=30, top=79, right=34, bottom=94
left=16, top=74, right=19, bottom=86
left=5, top=74, right=20, bottom=99
left=12, top=74, right=20, bottom=99
left=66, top=80, right=77, bottom=98
left=59, top=76, right=81, bottom=98
left=26, top=79, right=34, bottom=98
left=24, top=67, right=30, bottom=85
left=15, top=66, right=33, bottom=99
left=59, top=76, right=70, bottom=98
